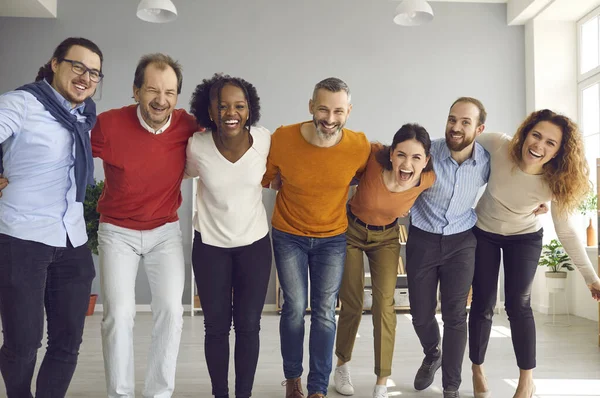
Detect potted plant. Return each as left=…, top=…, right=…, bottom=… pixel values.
left=538, top=239, right=574, bottom=292
left=83, top=180, right=104, bottom=315
left=577, top=190, right=597, bottom=246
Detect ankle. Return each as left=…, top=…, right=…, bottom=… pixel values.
left=517, top=375, right=534, bottom=387
left=337, top=362, right=349, bottom=370
left=374, top=384, right=387, bottom=393
left=517, top=379, right=534, bottom=388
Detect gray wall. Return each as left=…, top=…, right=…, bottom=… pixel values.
left=0, top=0, right=525, bottom=306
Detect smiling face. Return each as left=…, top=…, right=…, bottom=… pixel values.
left=309, top=89, right=352, bottom=141
left=50, top=45, right=101, bottom=108
left=520, top=121, right=562, bottom=170
left=390, top=138, right=430, bottom=187
left=208, top=83, right=249, bottom=138
left=445, top=101, right=484, bottom=151
left=133, top=62, right=178, bottom=131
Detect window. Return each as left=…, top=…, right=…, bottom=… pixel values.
left=578, top=6, right=600, bottom=192
left=579, top=7, right=600, bottom=79
left=581, top=80, right=599, bottom=188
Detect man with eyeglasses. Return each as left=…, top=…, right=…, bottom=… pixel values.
left=90, top=53, right=198, bottom=398
left=0, top=37, right=103, bottom=398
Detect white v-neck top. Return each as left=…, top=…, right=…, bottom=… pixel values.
left=185, top=125, right=271, bottom=248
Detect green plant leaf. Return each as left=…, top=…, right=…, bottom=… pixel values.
left=538, top=239, right=574, bottom=273
left=84, top=180, right=104, bottom=256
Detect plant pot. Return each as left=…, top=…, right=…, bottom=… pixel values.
left=86, top=294, right=98, bottom=316
left=587, top=218, right=596, bottom=247
left=545, top=271, right=567, bottom=292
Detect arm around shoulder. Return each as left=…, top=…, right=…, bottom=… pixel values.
left=476, top=132, right=509, bottom=153
left=0, top=91, right=28, bottom=144
left=551, top=202, right=600, bottom=286
left=90, top=115, right=106, bottom=158
left=184, top=134, right=201, bottom=179
left=354, top=133, right=371, bottom=176
left=261, top=127, right=279, bottom=188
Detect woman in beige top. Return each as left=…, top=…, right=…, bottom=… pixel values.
left=333, top=123, right=435, bottom=398
left=468, top=109, right=600, bottom=398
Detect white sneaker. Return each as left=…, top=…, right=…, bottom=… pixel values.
left=334, top=363, right=355, bottom=395
left=373, top=385, right=388, bottom=398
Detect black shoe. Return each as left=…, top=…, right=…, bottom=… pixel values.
left=443, top=390, right=460, bottom=398
left=413, top=356, right=442, bottom=391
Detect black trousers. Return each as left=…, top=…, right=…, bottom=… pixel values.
left=192, top=231, right=272, bottom=398
left=406, top=226, right=476, bottom=391
left=469, top=226, right=543, bottom=370
left=0, top=234, right=95, bottom=398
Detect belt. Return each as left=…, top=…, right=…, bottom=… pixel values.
left=348, top=209, right=398, bottom=231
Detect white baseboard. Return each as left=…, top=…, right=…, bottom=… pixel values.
left=93, top=303, right=278, bottom=314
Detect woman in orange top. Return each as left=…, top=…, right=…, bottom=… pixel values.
left=333, top=123, right=436, bottom=398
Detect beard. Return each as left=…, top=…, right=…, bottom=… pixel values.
left=313, top=116, right=344, bottom=141
left=140, top=101, right=171, bottom=129
left=445, top=130, right=475, bottom=152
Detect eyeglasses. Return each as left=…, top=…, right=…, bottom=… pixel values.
left=60, top=58, right=104, bottom=83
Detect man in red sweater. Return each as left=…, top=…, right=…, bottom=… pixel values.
left=91, top=53, right=197, bottom=398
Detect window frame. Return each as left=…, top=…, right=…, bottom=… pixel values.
left=578, top=6, right=600, bottom=194
left=578, top=6, right=600, bottom=82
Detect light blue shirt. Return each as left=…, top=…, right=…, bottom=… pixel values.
left=411, top=138, right=490, bottom=235
left=0, top=81, right=88, bottom=247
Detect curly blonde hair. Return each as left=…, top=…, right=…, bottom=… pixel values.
left=508, top=109, right=591, bottom=216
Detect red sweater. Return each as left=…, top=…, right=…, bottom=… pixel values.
left=91, top=105, right=198, bottom=230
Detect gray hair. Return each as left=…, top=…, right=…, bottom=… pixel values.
left=312, top=77, right=351, bottom=104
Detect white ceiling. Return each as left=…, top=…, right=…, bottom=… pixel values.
left=431, top=0, right=506, bottom=2
left=538, top=0, right=600, bottom=21
left=0, top=0, right=55, bottom=18
left=432, top=0, right=600, bottom=21
left=0, top=0, right=598, bottom=22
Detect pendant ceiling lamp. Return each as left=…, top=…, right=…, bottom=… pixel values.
left=137, top=0, right=178, bottom=23
left=393, top=0, right=434, bottom=26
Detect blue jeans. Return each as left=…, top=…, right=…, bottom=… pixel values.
left=0, top=233, right=95, bottom=398
left=272, top=228, right=346, bottom=396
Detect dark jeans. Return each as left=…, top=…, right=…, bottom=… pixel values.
left=0, top=233, right=95, bottom=398
left=469, top=226, right=543, bottom=370
left=406, top=226, right=476, bottom=391
left=192, top=232, right=272, bottom=398
left=272, top=228, right=346, bottom=396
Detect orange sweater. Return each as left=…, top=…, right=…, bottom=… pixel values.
left=350, top=143, right=436, bottom=226
left=262, top=122, right=370, bottom=237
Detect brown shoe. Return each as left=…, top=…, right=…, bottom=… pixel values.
left=307, top=394, right=326, bottom=398
left=282, top=377, right=304, bottom=398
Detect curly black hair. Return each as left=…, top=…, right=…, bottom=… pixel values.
left=189, top=73, right=261, bottom=131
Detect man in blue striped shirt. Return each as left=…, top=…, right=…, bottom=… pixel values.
left=407, top=97, right=490, bottom=398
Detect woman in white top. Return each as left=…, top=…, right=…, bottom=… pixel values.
left=468, top=109, right=600, bottom=398
left=186, top=73, right=272, bottom=398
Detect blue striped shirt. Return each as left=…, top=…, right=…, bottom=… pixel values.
left=411, top=139, right=490, bottom=235
left=0, top=81, right=88, bottom=247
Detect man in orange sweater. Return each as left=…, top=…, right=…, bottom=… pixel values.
left=262, top=78, right=371, bottom=398
left=90, top=54, right=197, bottom=398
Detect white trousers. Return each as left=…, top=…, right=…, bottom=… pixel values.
left=98, top=221, right=185, bottom=398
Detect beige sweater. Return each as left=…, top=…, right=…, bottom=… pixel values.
left=475, top=132, right=599, bottom=285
